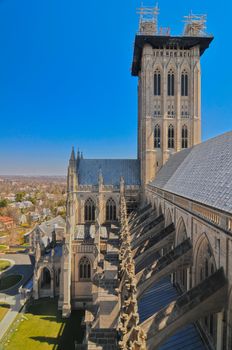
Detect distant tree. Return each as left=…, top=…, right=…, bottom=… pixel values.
left=57, top=199, right=66, bottom=207
left=0, top=199, right=8, bottom=208
left=15, top=192, right=26, bottom=202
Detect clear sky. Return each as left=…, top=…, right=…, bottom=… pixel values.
left=0, top=0, right=231, bottom=175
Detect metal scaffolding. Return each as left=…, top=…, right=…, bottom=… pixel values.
left=183, top=13, right=207, bottom=36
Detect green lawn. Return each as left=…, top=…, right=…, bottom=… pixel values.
left=0, top=274, right=23, bottom=291
left=0, top=303, right=10, bottom=321
left=0, top=245, right=8, bottom=252
left=1, top=299, right=84, bottom=350
left=0, top=260, right=11, bottom=272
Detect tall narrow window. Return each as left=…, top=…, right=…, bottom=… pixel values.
left=85, top=198, right=95, bottom=222
left=106, top=198, right=117, bottom=221
left=168, top=124, right=174, bottom=148
left=168, top=70, right=175, bottom=96
left=182, top=125, right=188, bottom=148
left=181, top=70, right=188, bottom=96
left=154, top=69, right=161, bottom=96
left=79, top=257, right=91, bottom=280
left=154, top=124, right=161, bottom=148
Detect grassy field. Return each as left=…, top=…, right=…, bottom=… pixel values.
left=1, top=299, right=84, bottom=350
left=0, top=245, right=8, bottom=252
left=0, top=274, right=23, bottom=291
left=0, top=260, right=11, bottom=272
left=0, top=303, right=10, bottom=322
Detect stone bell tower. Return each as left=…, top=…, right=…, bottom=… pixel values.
left=132, top=6, right=213, bottom=190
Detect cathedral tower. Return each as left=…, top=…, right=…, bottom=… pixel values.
left=132, top=7, right=213, bottom=190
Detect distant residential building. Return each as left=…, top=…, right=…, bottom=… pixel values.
left=42, top=208, right=51, bottom=217
left=19, top=214, right=27, bottom=225
left=0, top=216, right=14, bottom=231
left=5, top=194, right=16, bottom=202
left=30, top=212, right=41, bottom=222
left=12, top=201, right=33, bottom=209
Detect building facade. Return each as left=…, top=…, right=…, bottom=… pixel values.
left=32, top=7, right=232, bottom=350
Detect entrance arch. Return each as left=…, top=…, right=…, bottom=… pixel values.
left=40, top=267, right=51, bottom=289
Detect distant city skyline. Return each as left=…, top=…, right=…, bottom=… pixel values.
left=0, top=0, right=232, bottom=175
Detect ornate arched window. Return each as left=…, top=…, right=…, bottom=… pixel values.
left=154, top=69, right=161, bottom=96
left=182, top=125, right=188, bottom=148
left=168, top=69, right=175, bottom=96
left=176, top=218, right=188, bottom=291
left=168, top=124, right=174, bottom=148
left=79, top=256, right=91, bottom=280
left=154, top=124, right=161, bottom=148
left=106, top=198, right=117, bottom=221
left=181, top=70, right=188, bottom=96
left=196, top=237, right=217, bottom=342
left=165, top=209, right=172, bottom=227
left=196, top=238, right=216, bottom=283
left=84, top=198, right=95, bottom=222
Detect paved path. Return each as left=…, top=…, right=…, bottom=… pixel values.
left=0, top=253, right=34, bottom=295
left=0, top=253, right=34, bottom=340
left=0, top=294, right=26, bottom=340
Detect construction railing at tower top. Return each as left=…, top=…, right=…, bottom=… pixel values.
left=117, top=194, right=147, bottom=350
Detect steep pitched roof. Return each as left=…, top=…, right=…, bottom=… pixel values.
left=150, top=132, right=232, bottom=214
left=39, top=216, right=65, bottom=236
left=77, top=159, right=140, bottom=186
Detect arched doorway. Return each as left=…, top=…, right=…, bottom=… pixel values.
left=40, top=267, right=51, bottom=289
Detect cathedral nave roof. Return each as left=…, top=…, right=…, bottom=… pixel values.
left=150, top=131, right=232, bottom=214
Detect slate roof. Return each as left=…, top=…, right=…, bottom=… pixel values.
left=138, top=276, right=207, bottom=349
left=38, top=216, right=65, bottom=248
left=39, top=216, right=65, bottom=236
left=77, top=159, right=140, bottom=186
left=150, top=132, right=232, bottom=214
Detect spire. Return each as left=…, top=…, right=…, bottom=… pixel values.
left=77, top=148, right=80, bottom=160
left=70, top=146, right=75, bottom=161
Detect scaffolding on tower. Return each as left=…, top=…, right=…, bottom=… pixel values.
left=183, top=12, right=207, bottom=36
left=137, top=3, right=160, bottom=34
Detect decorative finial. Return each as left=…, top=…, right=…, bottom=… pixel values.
left=98, top=168, right=103, bottom=185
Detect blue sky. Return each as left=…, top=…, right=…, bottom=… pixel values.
left=0, top=0, right=231, bottom=175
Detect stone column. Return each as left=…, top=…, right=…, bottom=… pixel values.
left=216, top=312, right=224, bottom=350
left=186, top=267, right=190, bottom=291
left=176, top=61, right=181, bottom=152
left=61, top=151, right=77, bottom=317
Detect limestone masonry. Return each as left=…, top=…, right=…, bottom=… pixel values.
left=32, top=6, right=232, bottom=350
